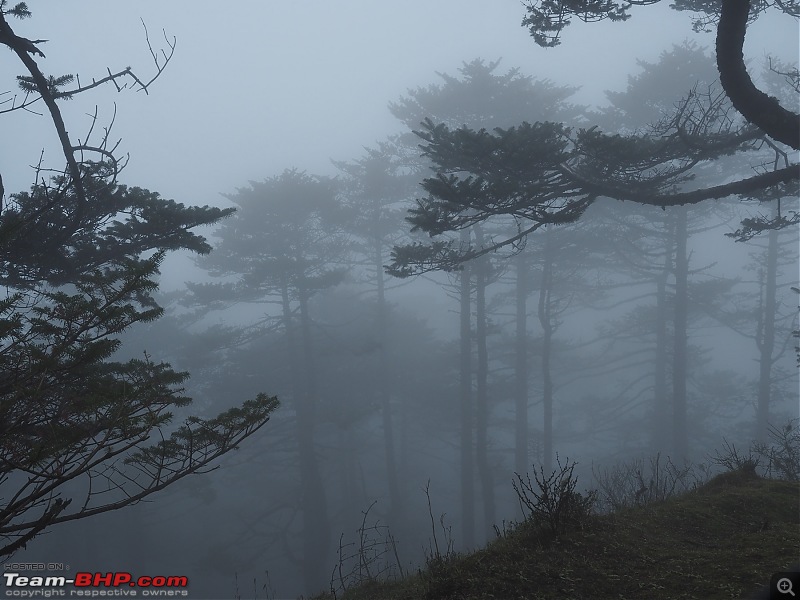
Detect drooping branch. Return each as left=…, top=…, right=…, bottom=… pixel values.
left=559, top=161, right=799, bottom=206
left=521, top=0, right=661, bottom=47
left=716, top=0, right=800, bottom=150
left=393, top=109, right=799, bottom=276
left=390, top=157, right=799, bottom=275
left=0, top=499, right=71, bottom=557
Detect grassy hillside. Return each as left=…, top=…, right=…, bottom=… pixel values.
left=315, top=468, right=799, bottom=600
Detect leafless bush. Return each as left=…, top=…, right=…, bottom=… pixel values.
left=513, top=456, right=596, bottom=535
left=422, top=479, right=456, bottom=566
left=711, top=438, right=761, bottom=473
left=492, top=519, right=516, bottom=539
left=753, top=420, right=800, bottom=481
left=233, top=570, right=276, bottom=600
left=328, top=501, right=404, bottom=599
left=593, top=454, right=702, bottom=513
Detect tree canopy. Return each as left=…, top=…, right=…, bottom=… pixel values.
left=389, top=30, right=798, bottom=276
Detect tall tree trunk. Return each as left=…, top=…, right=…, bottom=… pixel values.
left=459, top=228, right=475, bottom=549
left=653, top=233, right=672, bottom=454
left=672, top=207, right=689, bottom=463
left=756, top=212, right=779, bottom=443
left=473, top=227, right=494, bottom=539
left=296, top=284, right=331, bottom=594
left=375, top=240, right=402, bottom=531
left=514, top=251, right=529, bottom=477
left=538, top=229, right=555, bottom=474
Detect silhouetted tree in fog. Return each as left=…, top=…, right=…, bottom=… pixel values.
left=392, top=41, right=795, bottom=466
left=388, top=58, right=583, bottom=544
left=188, top=169, right=345, bottom=593
left=597, top=44, right=798, bottom=457
left=0, top=4, right=276, bottom=556
left=387, top=35, right=796, bottom=270
left=334, top=143, right=419, bottom=533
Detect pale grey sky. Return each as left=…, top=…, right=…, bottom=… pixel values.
left=2, top=2, right=795, bottom=214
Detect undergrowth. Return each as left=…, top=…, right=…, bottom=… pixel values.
left=306, top=421, right=800, bottom=600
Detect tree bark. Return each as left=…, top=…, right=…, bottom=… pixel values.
left=716, top=0, right=800, bottom=150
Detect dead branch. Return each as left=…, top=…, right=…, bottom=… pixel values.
left=0, top=11, right=175, bottom=207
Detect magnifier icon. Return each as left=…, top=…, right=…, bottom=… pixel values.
left=777, top=577, right=796, bottom=596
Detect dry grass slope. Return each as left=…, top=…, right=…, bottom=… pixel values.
left=313, top=467, right=799, bottom=600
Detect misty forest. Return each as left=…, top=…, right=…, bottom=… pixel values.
left=0, top=1, right=798, bottom=599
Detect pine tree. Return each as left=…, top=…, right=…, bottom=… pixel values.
left=186, top=169, right=345, bottom=593
left=0, top=171, right=277, bottom=557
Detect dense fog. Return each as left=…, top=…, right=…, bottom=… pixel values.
left=1, top=2, right=798, bottom=599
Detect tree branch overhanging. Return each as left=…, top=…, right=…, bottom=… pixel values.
left=716, top=0, right=800, bottom=150
left=390, top=110, right=798, bottom=276
left=522, top=0, right=800, bottom=149
left=559, top=161, right=800, bottom=206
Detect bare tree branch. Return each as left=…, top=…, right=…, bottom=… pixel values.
left=0, top=12, right=176, bottom=208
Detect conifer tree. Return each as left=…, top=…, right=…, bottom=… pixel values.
left=0, top=2, right=277, bottom=556
left=0, top=172, right=277, bottom=557
left=185, top=169, right=344, bottom=593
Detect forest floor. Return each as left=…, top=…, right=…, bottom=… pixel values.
left=311, top=467, right=799, bottom=600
